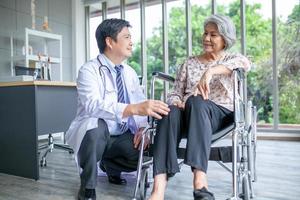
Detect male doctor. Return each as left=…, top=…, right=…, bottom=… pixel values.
left=66, top=18, right=170, bottom=200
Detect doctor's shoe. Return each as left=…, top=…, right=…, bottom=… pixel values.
left=78, top=187, right=96, bottom=200
left=193, top=187, right=215, bottom=200
left=99, top=161, right=106, bottom=173
left=99, top=162, right=127, bottom=185
left=108, top=175, right=127, bottom=185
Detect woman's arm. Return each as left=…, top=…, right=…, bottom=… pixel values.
left=167, top=60, right=188, bottom=107
left=196, top=65, right=231, bottom=100
left=218, top=52, right=251, bottom=71
left=196, top=53, right=251, bottom=99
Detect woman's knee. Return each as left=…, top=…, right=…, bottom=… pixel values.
left=157, top=105, right=181, bottom=124
left=185, top=95, right=209, bottom=111
left=169, top=105, right=182, bottom=118
left=155, top=105, right=182, bottom=141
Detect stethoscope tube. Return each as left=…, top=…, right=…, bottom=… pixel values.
left=97, top=55, right=112, bottom=99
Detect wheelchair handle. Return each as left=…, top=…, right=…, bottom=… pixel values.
left=152, top=71, right=175, bottom=83
left=153, top=69, right=244, bottom=82
left=233, top=68, right=245, bottom=80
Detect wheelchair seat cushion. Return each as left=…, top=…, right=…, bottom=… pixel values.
left=193, top=187, right=215, bottom=200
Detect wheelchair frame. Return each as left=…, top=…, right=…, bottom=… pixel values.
left=132, top=68, right=257, bottom=200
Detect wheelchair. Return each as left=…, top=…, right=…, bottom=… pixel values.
left=132, top=68, right=257, bottom=200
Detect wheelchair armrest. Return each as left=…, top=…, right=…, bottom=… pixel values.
left=152, top=71, right=175, bottom=83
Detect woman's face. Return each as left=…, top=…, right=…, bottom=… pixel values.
left=202, top=23, right=225, bottom=54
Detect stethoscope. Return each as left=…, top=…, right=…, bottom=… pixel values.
left=97, top=55, right=114, bottom=99
left=97, top=55, right=111, bottom=76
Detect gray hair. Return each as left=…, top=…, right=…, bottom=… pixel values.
left=204, top=14, right=236, bottom=50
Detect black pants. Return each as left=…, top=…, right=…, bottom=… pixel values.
left=77, top=119, right=139, bottom=189
left=153, top=95, right=233, bottom=177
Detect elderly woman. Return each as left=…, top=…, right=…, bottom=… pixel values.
left=149, top=14, right=251, bottom=200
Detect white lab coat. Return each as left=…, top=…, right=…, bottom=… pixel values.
left=65, top=54, right=147, bottom=158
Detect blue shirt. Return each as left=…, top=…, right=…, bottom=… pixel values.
left=102, top=55, right=138, bottom=135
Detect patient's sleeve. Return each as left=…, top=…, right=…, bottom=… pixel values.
left=167, top=61, right=188, bottom=105
left=218, top=53, right=251, bottom=72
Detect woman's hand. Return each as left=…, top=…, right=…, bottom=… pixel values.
left=195, top=69, right=212, bottom=100
left=173, top=100, right=185, bottom=109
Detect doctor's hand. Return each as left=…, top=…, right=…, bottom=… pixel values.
left=133, top=128, right=150, bottom=150
left=123, top=100, right=170, bottom=119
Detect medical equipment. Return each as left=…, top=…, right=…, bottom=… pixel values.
left=97, top=55, right=113, bottom=99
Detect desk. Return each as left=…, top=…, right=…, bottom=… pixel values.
left=0, top=81, right=77, bottom=180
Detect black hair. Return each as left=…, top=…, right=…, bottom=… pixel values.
left=95, top=18, right=131, bottom=53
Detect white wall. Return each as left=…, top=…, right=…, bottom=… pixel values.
left=71, top=0, right=86, bottom=81
left=0, top=0, right=73, bottom=81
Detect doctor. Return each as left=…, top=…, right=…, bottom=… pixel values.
left=66, top=18, right=170, bottom=200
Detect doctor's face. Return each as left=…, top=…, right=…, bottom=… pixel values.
left=111, top=27, right=133, bottom=59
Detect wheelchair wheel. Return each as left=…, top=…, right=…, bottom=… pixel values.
left=139, top=168, right=149, bottom=200
left=239, top=176, right=250, bottom=200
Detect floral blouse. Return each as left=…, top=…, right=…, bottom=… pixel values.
left=167, top=52, right=251, bottom=111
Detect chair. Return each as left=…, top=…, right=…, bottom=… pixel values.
left=38, top=133, right=74, bottom=167
left=132, top=68, right=257, bottom=200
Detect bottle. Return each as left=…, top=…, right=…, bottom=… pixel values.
left=38, top=53, right=48, bottom=80
left=33, top=69, right=38, bottom=80
left=47, top=57, right=51, bottom=80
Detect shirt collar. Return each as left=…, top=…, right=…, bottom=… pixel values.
left=100, top=54, right=124, bottom=73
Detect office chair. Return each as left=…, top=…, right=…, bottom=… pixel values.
left=39, top=133, right=74, bottom=167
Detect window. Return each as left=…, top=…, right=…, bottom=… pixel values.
left=84, top=0, right=300, bottom=132
left=89, top=3, right=102, bottom=59
left=217, top=0, right=241, bottom=53
left=107, top=0, right=121, bottom=19
left=245, top=0, right=273, bottom=128
left=277, top=0, right=300, bottom=129
left=145, top=0, right=163, bottom=74
left=191, top=0, right=211, bottom=55
left=167, top=0, right=186, bottom=76
left=126, top=1, right=142, bottom=75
